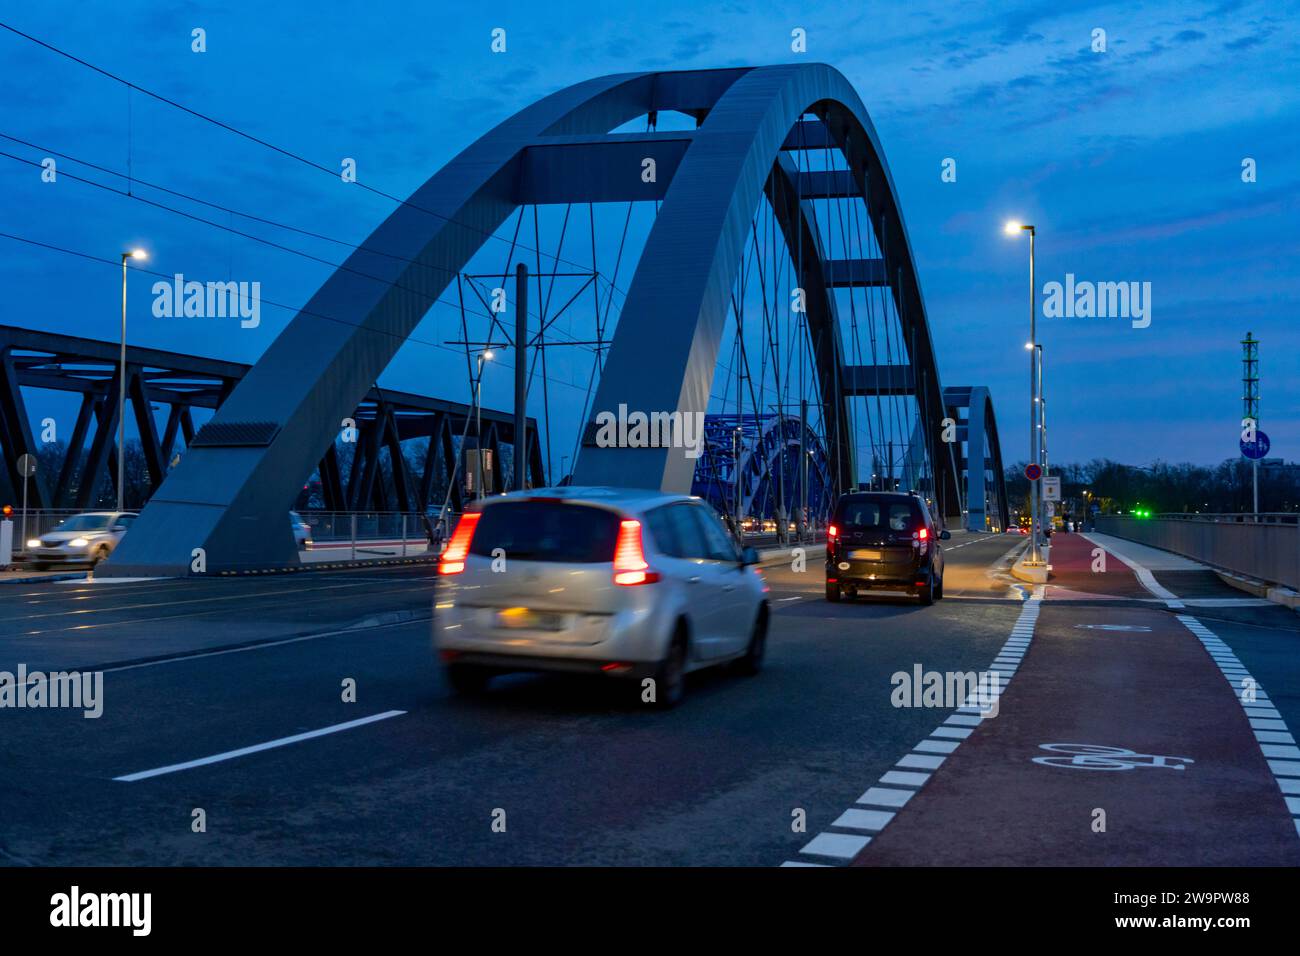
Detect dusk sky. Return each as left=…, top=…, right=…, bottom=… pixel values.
left=1, top=0, right=1296, bottom=472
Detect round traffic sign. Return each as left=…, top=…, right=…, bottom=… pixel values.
left=1240, top=431, right=1271, bottom=460
left=1024, top=463, right=1042, bottom=481
left=16, top=453, right=37, bottom=477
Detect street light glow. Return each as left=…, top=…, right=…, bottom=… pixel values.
left=482, top=350, right=494, bottom=361
left=128, top=248, right=148, bottom=260
left=1004, top=220, right=1023, bottom=236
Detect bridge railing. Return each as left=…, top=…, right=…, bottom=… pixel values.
left=1094, top=514, right=1299, bottom=590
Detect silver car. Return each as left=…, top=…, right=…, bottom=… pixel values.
left=434, top=487, right=770, bottom=708
left=26, top=511, right=137, bottom=568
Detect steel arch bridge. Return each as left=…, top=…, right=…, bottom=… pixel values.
left=107, top=63, right=1003, bottom=575
left=690, top=414, right=834, bottom=525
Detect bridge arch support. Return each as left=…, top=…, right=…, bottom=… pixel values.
left=109, top=64, right=967, bottom=574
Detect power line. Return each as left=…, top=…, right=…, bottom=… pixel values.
left=0, top=142, right=608, bottom=371
left=0, top=228, right=600, bottom=398
left=0, top=20, right=631, bottom=299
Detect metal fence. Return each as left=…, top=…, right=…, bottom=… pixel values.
left=1095, top=514, right=1299, bottom=590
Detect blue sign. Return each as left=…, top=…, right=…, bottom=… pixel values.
left=1240, top=431, right=1271, bottom=460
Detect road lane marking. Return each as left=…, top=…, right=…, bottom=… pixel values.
left=1080, top=534, right=1184, bottom=608
left=114, top=710, right=407, bottom=782
left=1176, top=614, right=1300, bottom=840
left=786, top=591, right=1043, bottom=867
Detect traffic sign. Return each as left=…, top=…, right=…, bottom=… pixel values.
left=1024, top=463, right=1042, bottom=481
left=1240, top=431, right=1271, bottom=460
left=1042, top=476, right=1061, bottom=501
left=16, top=453, right=37, bottom=477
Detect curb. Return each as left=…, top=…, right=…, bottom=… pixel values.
left=757, top=543, right=826, bottom=569
left=1214, top=569, right=1300, bottom=611
left=0, top=571, right=89, bottom=586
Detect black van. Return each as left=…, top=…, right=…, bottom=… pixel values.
left=825, top=492, right=948, bottom=604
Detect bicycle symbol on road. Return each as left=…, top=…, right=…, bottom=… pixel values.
left=1032, top=743, right=1194, bottom=771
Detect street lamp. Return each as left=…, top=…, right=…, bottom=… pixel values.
left=1005, top=221, right=1041, bottom=563
left=473, top=349, right=494, bottom=500
left=118, top=248, right=148, bottom=512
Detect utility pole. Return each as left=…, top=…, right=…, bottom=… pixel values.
left=514, top=263, right=528, bottom=491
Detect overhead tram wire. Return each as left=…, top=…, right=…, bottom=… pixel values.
left=0, top=144, right=606, bottom=393
left=0, top=20, right=633, bottom=303
left=0, top=228, right=600, bottom=402
left=0, top=134, right=608, bottom=363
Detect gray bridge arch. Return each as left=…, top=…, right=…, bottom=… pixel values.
left=107, top=64, right=991, bottom=575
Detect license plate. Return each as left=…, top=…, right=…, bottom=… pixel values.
left=495, top=608, right=565, bottom=631
left=850, top=549, right=883, bottom=561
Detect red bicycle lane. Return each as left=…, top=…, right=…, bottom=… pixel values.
left=850, top=534, right=1300, bottom=865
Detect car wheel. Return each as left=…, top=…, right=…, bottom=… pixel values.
left=651, top=628, right=688, bottom=709
left=918, top=570, right=936, bottom=606
left=935, top=571, right=945, bottom=599
left=826, top=581, right=842, bottom=602
left=92, top=545, right=111, bottom=566
left=734, top=605, right=768, bottom=676
left=445, top=663, right=492, bottom=695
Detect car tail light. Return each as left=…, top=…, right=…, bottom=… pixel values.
left=915, top=527, right=928, bottom=540
left=613, top=518, right=659, bottom=586
left=438, top=512, right=481, bottom=575
left=827, top=524, right=838, bottom=539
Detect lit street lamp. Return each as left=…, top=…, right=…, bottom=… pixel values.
left=1004, top=221, right=1042, bottom=564
left=118, top=248, right=148, bottom=512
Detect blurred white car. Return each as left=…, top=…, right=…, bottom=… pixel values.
left=434, top=487, right=770, bottom=708
left=26, top=512, right=137, bottom=568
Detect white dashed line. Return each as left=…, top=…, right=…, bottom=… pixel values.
left=784, top=590, right=1043, bottom=866
left=1176, top=614, right=1300, bottom=841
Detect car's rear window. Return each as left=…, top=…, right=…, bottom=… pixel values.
left=468, top=501, right=622, bottom=563
left=836, top=500, right=921, bottom=532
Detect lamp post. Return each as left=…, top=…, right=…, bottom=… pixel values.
left=118, top=249, right=148, bottom=512
left=1037, top=343, right=1048, bottom=544
left=1005, top=221, right=1041, bottom=563
left=473, top=349, right=493, bottom=500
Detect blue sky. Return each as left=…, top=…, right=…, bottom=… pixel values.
left=1, top=0, right=1296, bottom=471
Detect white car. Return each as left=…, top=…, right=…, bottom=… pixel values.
left=434, top=487, right=770, bottom=708
left=26, top=512, right=137, bottom=568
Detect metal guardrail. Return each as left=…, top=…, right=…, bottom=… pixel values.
left=1148, top=512, right=1298, bottom=526
left=1095, top=514, right=1299, bottom=591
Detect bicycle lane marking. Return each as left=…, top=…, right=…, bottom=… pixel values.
left=845, top=600, right=1300, bottom=865
left=782, top=589, right=1043, bottom=866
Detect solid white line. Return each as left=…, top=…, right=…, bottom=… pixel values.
left=1081, top=533, right=1184, bottom=607
left=114, top=710, right=406, bottom=782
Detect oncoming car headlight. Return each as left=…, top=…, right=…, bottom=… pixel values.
left=26, top=538, right=41, bottom=548
left=69, top=537, right=89, bottom=547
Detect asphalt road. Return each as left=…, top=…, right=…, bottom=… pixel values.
left=0, top=533, right=1030, bottom=866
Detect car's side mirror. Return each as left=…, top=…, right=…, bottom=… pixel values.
left=740, top=546, right=760, bottom=567
left=112, top=525, right=127, bottom=533
left=939, top=529, right=951, bottom=540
